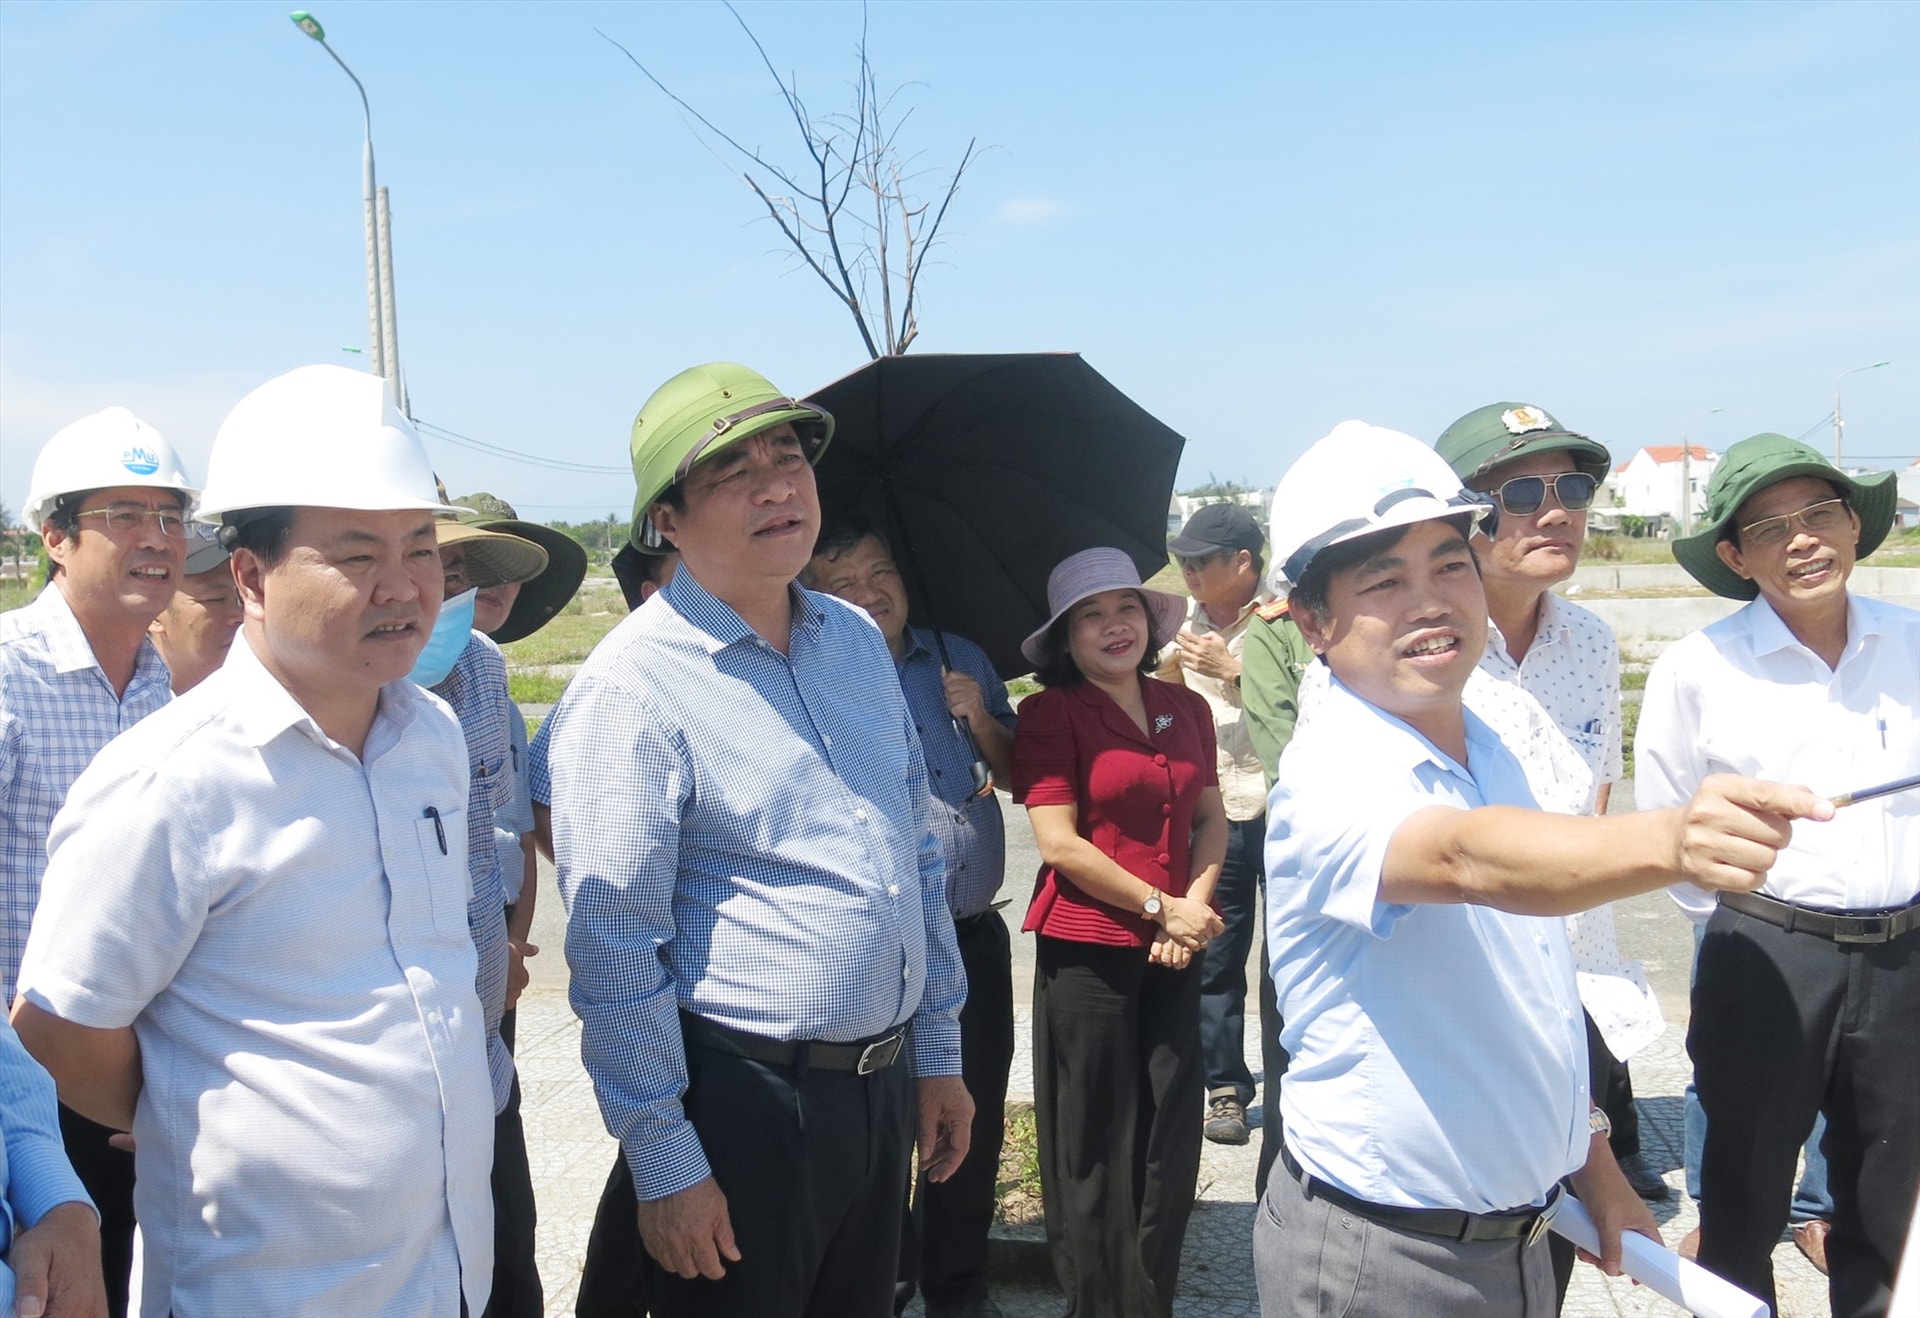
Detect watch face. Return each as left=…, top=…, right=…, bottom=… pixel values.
left=1144, top=894, right=1163, bottom=916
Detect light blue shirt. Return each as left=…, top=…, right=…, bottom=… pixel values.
left=0, top=1016, right=93, bottom=1315
left=529, top=568, right=965, bottom=1201
left=896, top=628, right=1015, bottom=918
left=1266, top=677, right=1589, bottom=1213
left=0, top=586, right=173, bottom=1005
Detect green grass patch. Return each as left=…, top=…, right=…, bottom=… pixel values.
left=509, top=671, right=569, bottom=706
left=1619, top=670, right=1647, bottom=692
left=1621, top=697, right=1642, bottom=780
left=500, top=611, right=622, bottom=668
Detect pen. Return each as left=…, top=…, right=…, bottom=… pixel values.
left=424, top=805, right=448, bottom=854
left=1829, top=773, right=1920, bottom=809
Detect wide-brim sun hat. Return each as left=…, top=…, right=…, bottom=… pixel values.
left=1267, top=420, right=1492, bottom=594
left=454, top=492, right=589, bottom=643
left=1672, top=433, right=1897, bottom=600
left=1434, top=402, right=1612, bottom=484
left=1020, top=546, right=1188, bottom=669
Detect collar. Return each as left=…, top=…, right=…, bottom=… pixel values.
left=1065, top=675, right=1180, bottom=749
left=1744, top=590, right=1877, bottom=664
left=1321, top=675, right=1480, bottom=783
left=663, top=567, right=822, bottom=655
left=28, top=583, right=170, bottom=688
left=1186, top=591, right=1269, bottom=635
left=1485, top=591, right=1568, bottom=662
left=219, top=630, right=420, bottom=755
left=899, top=626, right=938, bottom=666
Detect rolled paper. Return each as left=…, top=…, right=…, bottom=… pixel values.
left=1549, top=1196, right=1767, bottom=1318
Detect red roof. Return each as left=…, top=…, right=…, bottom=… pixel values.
left=1634, top=445, right=1714, bottom=465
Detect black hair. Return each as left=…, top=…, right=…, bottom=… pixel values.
left=46, top=493, right=83, bottom=537
left=1032, top=589, right=1165, bottom=688
left=224, top=508, right=296, bottom=569
left=1288, top=514, right=1476, bottom=619
left=811, top=514, right=890, bottom=562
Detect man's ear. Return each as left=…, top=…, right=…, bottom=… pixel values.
left=1290, top=598, right=1331, bottom=657
left=230, top=547, right=269, bottom=621
left=1712, top=538, right=1754, bottom=584
left=648, top=501, right=681, bottom=547
left=42, top=522, right=74, bottom=568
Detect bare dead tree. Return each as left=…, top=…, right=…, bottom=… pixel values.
left=598, top=3, right=978, bottom=358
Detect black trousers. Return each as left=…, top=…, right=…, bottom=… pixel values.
left=896, top=911, right=1015, bottom=1311
left=1033, top=935, right=1204, bottom=1318
left=1253, top=931, right=1289, bottom=1200
left=1586, top=1010, right=1640, bottom=1159
left=484, top=1072, right=543, bottom=1318
left=59, top=1103, right=134, bottom=1318
left=576, top=1036, right=915, bottom=1318
left=1197, top=816, right=1265, bottom=1105
left=1690, top=903, right=1918, bottom=1318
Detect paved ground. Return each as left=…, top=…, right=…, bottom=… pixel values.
left=517, top=791, right=1833, bottom=1317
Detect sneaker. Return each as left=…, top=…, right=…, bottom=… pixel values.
left=1615, top=1151, right=1672, bottom=1201
left=1204, top=1095, right=1250, bottom=1145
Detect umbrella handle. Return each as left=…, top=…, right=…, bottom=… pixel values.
left=950, top=715, right=996, bottom=798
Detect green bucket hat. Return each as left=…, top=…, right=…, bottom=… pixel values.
left=1671, top=434, right=1897, bottom=600
left=628, top=362, right=833, bottom=554
left=1435, top=402, right=1612, bottom=485
left=454, top=491, right=589, bottom=644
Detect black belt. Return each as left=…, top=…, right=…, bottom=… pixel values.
left=1719, top=890, right=1920, bottom=945
left=1280, top=1144, right=1559, bottom=1245
left=678, top=1011, right=906, bottom=1075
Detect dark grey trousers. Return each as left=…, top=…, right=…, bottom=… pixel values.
left=1253, top=1160, right=1556, bottom=1318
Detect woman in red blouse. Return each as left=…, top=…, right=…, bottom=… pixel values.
left=1012, top=547, right=1228, bottom=1318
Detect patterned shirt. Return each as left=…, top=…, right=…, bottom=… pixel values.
left=896, top=628, right=1016, bottom=918
left=1481, top=592, right=1623, bottom=794
left=1, top=1015, right=93, bottom=1315
left=16, top=632, right=494, bottom=1316
left=431, top=632, right=516, bottom=1113
left=529, top=568, right=965, bottom=1201
left=0, top=586, right=173, bottom=1004
left=1158, top=594, right=1271, bottom=821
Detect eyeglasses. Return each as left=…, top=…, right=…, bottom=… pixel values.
left=1738, top=498, right=1848, bottom=550
left=76, top=507, right=191, bottom=539
left=1175, top=551, right=1223, bottom=571
left=1487, top=472, right=1598, bottom=516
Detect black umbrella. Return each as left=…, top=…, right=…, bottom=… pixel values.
left=808, top=352, right=1187, bottom=682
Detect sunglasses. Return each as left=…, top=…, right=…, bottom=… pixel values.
left=1738, top=498, right=1849, bottom=551
left=1487, top=472, right=1598, bottom=517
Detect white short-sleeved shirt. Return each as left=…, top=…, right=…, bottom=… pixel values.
left=1640, top=593, right=1920, bottom=922
left=1267, top=676, right=1589, bottom=1213
left=16, top=633, right=495, bottom=1318
left=1482, top=592, right=1623, bottom=794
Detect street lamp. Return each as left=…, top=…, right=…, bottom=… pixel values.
left=1678, top=406, right=1722, bottom=537
left=290, top=11, right=406, bottom=413
left=1833, top=360, right=1890, bottom=468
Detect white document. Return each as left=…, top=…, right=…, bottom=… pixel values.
left=1549, top=1196, right=1767, bottom=1318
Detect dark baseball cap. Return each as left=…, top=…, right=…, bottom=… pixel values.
left=1169, top=502, right=1265, bottom=558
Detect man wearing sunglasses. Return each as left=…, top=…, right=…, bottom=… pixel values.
left=1641, top=435, right=1916, bottom=1318
left=1437, top=404, right=1672, bottom=1226
left=3, top=407, right=196, bottom=1316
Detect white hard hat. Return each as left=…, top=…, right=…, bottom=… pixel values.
left=197, top=365, right=442, bottom=521
left=23, top=407, right=198, bottom=530
left=1267, top=420, right=1490, bottom=593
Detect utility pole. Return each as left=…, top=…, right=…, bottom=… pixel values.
left=1833, top=361, right=1890, bottom=468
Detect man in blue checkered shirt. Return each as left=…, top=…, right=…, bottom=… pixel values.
left=2, top=407, right=195, bottom=1317
left=531, top=363, right=971, bottom=1318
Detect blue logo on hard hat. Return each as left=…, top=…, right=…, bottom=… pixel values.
left=121, top=446, right=161, bottom=476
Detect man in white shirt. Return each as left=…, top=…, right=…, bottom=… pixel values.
left=1255, top=421, right=1829, bottom=1317
left=1640, top=433, right=1917, bottom=1318
left=1434, top=402, right=1668, bottom=1209
left=11, top=366, right=496, bottom=1317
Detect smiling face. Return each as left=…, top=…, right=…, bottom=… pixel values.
left=1715, top=475, right=1858, bottom=618
left=44, top=485, right=188, bottom=631
left=807, top=533, right=910, bottom=656
left=1293, top=518, right=1487, bottom=750
left=648, top=424, right=819, bottom=602
left=1469, top=450, right=1586, bottom=589
left=150, top=563, right=245, bottom=692
left=234, top=506, right=444, bottom=725
left=1064, top=587, right=1153, bottom=685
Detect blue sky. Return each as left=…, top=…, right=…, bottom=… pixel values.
left=3, top=0, right=1915, bottom=520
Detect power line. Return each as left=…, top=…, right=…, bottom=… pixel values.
left=414, top=418, right=630, bottom=475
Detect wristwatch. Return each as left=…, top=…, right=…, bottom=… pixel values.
left=1141, top=889, right=1164, bottom=920
left=1589, top=1108, right=1612, bottom=1139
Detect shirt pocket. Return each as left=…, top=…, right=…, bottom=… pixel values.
left=413, top=807, right=473, bottom=941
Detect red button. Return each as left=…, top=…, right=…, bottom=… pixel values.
left=1154, top=754, right=1168, bottom=766
left=1160, top=804, right=1172, bottom=816
left=1157, top=852, right=1170, bottom=865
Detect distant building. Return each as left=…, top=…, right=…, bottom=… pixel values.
left=1899, top=459, right=1920, bottom=530
left=1168, top=490, right=1268, bottom=539
left=1604, top=446, right=1720, bottom=535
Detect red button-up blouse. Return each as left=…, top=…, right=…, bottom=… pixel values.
left=1012, top=677, right=1219, bottom=948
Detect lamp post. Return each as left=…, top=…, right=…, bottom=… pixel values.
left=290, top=11, right=407, bottom=414
left=1833, top=361, right=1890, bottom=469
left=1678, top=406, right=1722, bottom=537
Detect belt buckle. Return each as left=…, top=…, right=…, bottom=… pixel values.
left=1526, top=1187, right=1562, bottom=1247
left=1834, top=916, right=1889, bottom=944
left=856, top=1034, right=902, bottom=1075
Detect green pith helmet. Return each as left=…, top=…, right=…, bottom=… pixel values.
left=627, top=362, right=834, bottom=554
left=1435, top=402, right=1612, bottom=485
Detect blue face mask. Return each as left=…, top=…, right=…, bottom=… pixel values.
left=410, top=588, right=477, bottom=688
